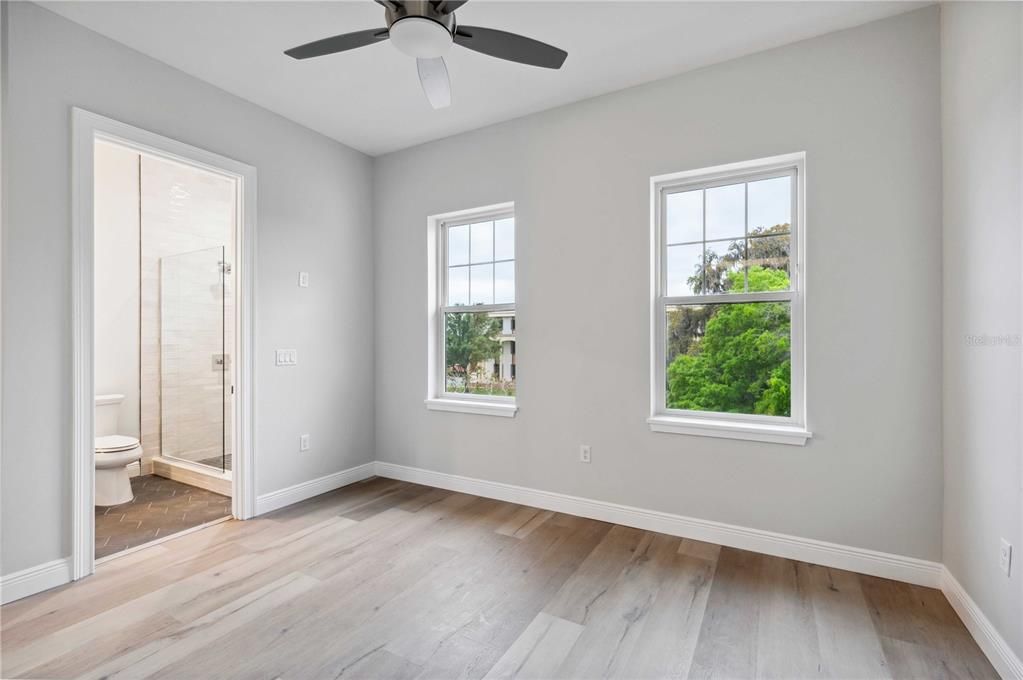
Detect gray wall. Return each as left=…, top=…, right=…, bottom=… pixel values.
left=374, top=8, right=944, bottom=560
left=941, top=2, right=1023, bottom=659
left=1, top=2, right=375, bottom=575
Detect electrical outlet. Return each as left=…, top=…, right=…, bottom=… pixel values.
left=1000, top=538, right=1012, bottom=576
left=579, top=445, right=591, bottom=463
left=299, top=272, right=309, bottom=288
left=300, top=434, right=310, bottom=452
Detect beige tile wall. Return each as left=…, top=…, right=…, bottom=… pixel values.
left=140, top=155, right=236, bottom=469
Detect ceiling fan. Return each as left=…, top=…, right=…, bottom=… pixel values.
left=284, top=0, right=567, bottom=110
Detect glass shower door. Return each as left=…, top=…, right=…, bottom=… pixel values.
left=160, top=246, right=228, bottom=473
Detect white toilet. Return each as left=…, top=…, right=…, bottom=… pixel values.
left=95, top=394, right=143, bottom=506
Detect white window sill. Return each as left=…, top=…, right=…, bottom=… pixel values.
left=425, top=398, right=518, bottom=418
left=647, top=415, right=811, bottom=445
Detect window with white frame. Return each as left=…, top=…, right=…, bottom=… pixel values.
left=429, top=205, right=516, bottom=413
left=649, top=154, right=809, bottom=444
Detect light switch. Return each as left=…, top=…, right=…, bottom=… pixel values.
left=299, top=272, right=309, bottom=288
left=275, top=349, right=298, bottom=366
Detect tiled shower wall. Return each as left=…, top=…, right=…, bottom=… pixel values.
left=140, top=156, right=235, bottom=468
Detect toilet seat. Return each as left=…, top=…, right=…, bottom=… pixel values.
left=95, top=434, right=140, bottom=453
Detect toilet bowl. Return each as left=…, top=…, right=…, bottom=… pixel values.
left=95, top=395, right=143, bottom=506
left=95, top=435, right=143, bottom=506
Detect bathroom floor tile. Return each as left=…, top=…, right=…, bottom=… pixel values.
left=94, top=475, right=231, bottom=559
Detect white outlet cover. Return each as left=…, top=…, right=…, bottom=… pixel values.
left=1000, top=538, right=1012, bottom=576
left=579, top=445, right=591, bottom=463
left=299, top=272, right=309, bottom=287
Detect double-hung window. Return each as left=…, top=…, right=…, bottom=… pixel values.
left=427, top=203, right=517, bottom=417
left=649, top=154, right=810, bottom=444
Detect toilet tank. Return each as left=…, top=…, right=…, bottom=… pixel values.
left=95, top=394, right=124, bottom=437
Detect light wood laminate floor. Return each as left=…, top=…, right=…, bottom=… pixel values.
left=0, top=477, right=995, bottom=679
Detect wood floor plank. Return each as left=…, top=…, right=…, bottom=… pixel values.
left=808, top=565, right=891, bottom=680
left=861, top=575, right=998, bottom=678
left=456, top=516, right=610, bottom=654
left=374, top=514, right=582, bottom=668
left=495, top=506, right=555, bottom=539
left=0, top=479, right=996, bottom=680
left=616, top=550, right=718, bottom=679
left=543, top=524, right=650, bottom=625
left=412, top=631, right=503, bottom=680
left=553, top=533, right=681, bottom=679
left=80, top=572, right=320, bottom=680
left=1, top=538, right=249, bottom=644
left=687, top=547, right=766, bottom=679
left=878, top=635, right=957, bottom=680
left=20, top=613, right=181, bottom=680
left=300, top=493, right=481, bottom=582
left=754, top=556, right=823, bottom=679
left=148, top=541, right=460, bottom=680
left=326, top=646, right=424, bottom=680
left=483, top=612, right=583, bottom=680
left=3, top=515, right=360, bottom=678
left=340, top=482, right=439, bottom=521
left=678, top=538, right=722, bottom=562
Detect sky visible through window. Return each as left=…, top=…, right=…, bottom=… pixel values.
left=447, top=218, right=514, bottom=306
left=666, top=175, right=791, bottom=296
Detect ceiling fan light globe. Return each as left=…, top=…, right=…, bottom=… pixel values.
left=389, top=17, right=452, bottom=59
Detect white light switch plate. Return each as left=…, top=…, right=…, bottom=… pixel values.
left=299, top=272, right=309, bottom=288
left=300, top=434, right=310, bottom=451
left=1000, top=538, right=1013, bottom=576
left=579, top=445, right=591, bottom=463
left=275, top=349, right=298, bottom=366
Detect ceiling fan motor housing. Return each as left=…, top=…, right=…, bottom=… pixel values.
left=386, top=2, right=455, bottom=59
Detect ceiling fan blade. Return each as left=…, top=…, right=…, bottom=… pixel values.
left=284, top=28, right=389, bottom=60
left=453, top=25, right=566, bottom=69
left=433, top=0, right=468, bottom=13
left=417, top=57, right=451, bottom=109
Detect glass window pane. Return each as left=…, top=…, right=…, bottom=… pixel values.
left=666, top=190, right=703, bottom=244
left=666, top=243, right=703, bottom=296
left=448, top=224, right=469, bottom=266
left=748, top=175, right=791, bottom=236
left=444, top=311, right=516, bottom=397
left=495, top=218, right=515, bottom=261
left=470, top=221, right=494, bottom=264
left=705, top=183, right=745, bottom=241
left=494, top=261, right=515, bottom=304
left=703, top=238, right=747, bottom=294
left=447, top=265, right=469, bottom=306
left=747, top=234, right=791, bottom=290
left=665, top=301, right=791, bottom=416
left=469, top=263, right=493, bottom=305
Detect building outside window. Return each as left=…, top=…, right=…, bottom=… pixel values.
left=427, top=203, right=517, bottom=417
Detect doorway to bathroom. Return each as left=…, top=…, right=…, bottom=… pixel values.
left=72, top=109, right=256, bottom=579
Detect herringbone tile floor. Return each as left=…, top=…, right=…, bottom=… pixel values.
left=94, top=475, right=231, bottom=558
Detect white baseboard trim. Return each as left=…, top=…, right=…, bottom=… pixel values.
left=255, top=462, right=376, bottom=515
left=0, top=558, right=72, bottom=605
left=941, top=567, right=1023, bottom=679
left=374, top=461, right=943, bottom=588
left=7, top=460, right=1016, bottom=680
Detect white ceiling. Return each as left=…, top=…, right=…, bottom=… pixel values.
left=42, top=1, right=925, bottom=156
